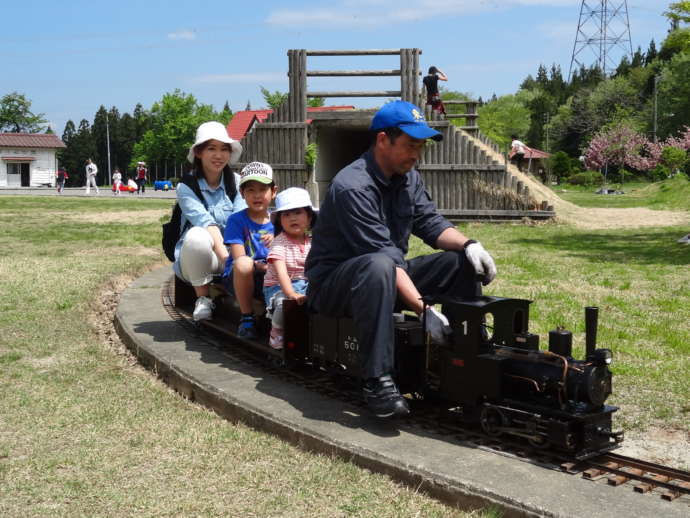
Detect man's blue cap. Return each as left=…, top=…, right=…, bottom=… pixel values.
left=370, top=100, right=443, bottom=141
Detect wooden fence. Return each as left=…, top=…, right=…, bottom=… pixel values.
left=235, top=48, right=553, bottom=220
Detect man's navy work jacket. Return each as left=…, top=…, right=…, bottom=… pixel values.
left=305, top=149, right=453, bottom=287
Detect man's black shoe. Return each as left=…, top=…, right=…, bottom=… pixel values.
left=362, top=375, right=410, bottom=418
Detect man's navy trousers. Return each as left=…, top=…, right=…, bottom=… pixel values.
left=308, top=249, right=481, bottom=380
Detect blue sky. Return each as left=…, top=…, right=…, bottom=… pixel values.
left=2, top=0, right=673, bottom=135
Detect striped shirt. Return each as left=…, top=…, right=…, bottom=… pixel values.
left=264, top=233, right=311, bottom=287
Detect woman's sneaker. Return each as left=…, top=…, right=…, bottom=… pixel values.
left=237, top=315, right=257, bottom=340
left=192, top=296, right=215, bottom=321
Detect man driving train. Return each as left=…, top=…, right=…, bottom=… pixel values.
left=305, top=100, right=497, bottom=418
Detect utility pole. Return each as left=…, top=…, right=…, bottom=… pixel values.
left=105, top=111, right=112, bottom=186
left=569, top=1, right=633, bottom=79
left=653, top=75, right=660, bottom=142
left=544, top=112, right=551, bottom=182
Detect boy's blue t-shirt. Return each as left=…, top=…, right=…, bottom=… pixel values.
left=223, top=209, right=274, bottom=276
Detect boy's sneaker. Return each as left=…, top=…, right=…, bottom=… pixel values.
left=237, top=315, right=257, bottom=340
left=192, top=296, right=215, bottom=321
left=677, top=233, right=690, bottom=244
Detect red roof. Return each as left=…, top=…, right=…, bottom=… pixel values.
left=0, top=133, right=66, bottom=149
left=227, top=106, right=355, bottom=141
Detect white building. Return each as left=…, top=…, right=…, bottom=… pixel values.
left=0, top=133, right=66, bottom=187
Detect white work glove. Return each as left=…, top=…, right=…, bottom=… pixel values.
left=423, top=306, right=451, bottom=345
left=464, top=240, right=497, bottom=285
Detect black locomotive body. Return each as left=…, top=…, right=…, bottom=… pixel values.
left=178, top=278, right=623, bottom=459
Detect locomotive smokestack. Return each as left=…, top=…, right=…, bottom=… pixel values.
left=585, top=306, right=598, bottom=358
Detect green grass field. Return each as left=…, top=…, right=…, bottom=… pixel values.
left=0, top=196, right=498, bottom=518
left=0, top=193, right=688, bottom=516
left=556, top=176, right=690, bottom=211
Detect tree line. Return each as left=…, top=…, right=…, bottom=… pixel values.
left=466, top=1, right=690, bottom=183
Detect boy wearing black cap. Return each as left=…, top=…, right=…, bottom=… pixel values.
left=305, top=100, right=497, bottom=418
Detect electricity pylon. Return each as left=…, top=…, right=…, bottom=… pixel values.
left=569, top=1, right=633, bottom=79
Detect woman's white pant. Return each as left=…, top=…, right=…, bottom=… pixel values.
left=178, top=226, right=224, bottom=286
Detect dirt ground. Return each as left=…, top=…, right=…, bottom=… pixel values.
left=556, top=205, right=690, bottom=229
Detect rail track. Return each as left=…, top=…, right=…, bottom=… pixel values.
left=161, top=278, right=690, bottom=507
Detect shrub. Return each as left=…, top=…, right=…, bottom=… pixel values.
left=548, top=151, right=573, bottom=181
left=568, top=170, right=604, bottom=186
left=649, top=165, right=670, bottom=182
left=305, top=143, right=317, bottom=168
left=168, top=177, right=181, bottom=186
left=661, top=146, right=688, bottom=174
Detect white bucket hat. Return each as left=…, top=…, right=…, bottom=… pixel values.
left=274, top=187, right=314, bottom=213
left=187, top=121, right=243, bottom=164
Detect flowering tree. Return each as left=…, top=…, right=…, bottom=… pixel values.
left=584, top=124, right=690, bottom=180
left=584, top=124, right=655, bottom=172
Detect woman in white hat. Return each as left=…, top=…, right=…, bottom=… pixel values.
left=173, top=121, right=246, bottom=321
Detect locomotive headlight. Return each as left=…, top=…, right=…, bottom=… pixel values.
left=592, top=348, right=612, bottom=366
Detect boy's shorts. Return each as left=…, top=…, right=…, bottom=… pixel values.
left=223, top=267, right=266, bottom=300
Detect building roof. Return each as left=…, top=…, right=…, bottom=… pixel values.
left=0, top=133, right=66, bottom=149
left=227, top=106, right=355, bottom=141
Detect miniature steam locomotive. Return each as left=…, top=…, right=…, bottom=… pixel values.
left=178, top=279, right=624, bottom=460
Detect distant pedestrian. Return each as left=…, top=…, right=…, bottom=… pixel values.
left=135, top=162, right=147, bottom=195
left=423, top=66, right=448, bottom=115
left=84, top=159, right=99, bottom=195
left=55, top=167, right=68, bottom=194
left=112, top=168, right=122, bottom=196
left=510, top=135, right=531, bottom=173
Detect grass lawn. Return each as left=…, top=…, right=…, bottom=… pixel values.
left=0, top=196, right=493, bottom=518
left=1, top=194, right=688, bottom=516
left=556, top=176, right=690, bottom=211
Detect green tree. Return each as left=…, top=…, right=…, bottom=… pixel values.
left=307, top=97, right=325, bottom=108
left=0, top=92, right=47, bottom=133
left=61, top=119, right=96, bottom=186
left=548, top=151, right=574, bottom=182
left=664, top=1, right=690, bottom=24
left=260, top=86, right=288, bottom=110
left=58, top=120, right=77, bottom=185
left=659, top=27, right=690, bottom=60
left=477, top=91, right=533, bottom=150
left=92, top=106, right=110, bottom=184
left=656, top=51, right=690, bottom=138
left=132, top=90, right=218, bottom=176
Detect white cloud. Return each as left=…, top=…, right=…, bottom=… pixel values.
left=265, top=1, right=586, bottom=28
left=190, top=72, right=286, bottom=84
left=168, top=30, right=196, bottom=41
left=266, top=1, right=673, bottom=29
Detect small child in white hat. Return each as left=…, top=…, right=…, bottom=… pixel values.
left=262, top=187, right=317, bottom=349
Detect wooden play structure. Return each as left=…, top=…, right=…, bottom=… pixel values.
left=235, top=49, right=555, bottom=220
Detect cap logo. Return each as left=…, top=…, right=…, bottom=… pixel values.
left=411, top=108, right=424, bottom=121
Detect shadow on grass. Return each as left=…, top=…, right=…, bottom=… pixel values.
left=514, top=229, right=690, bottom=267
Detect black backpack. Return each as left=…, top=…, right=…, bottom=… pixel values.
left=161, top=172, right=238, bottom=262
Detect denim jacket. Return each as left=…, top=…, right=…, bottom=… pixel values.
left=173, top=172, right=246, bottom=278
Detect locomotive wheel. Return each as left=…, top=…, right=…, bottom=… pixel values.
left=528, top=435, right=550, bottom=449
left=480, top=406, right=507, bottom=437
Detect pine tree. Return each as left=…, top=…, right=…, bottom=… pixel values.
left=645, top=39, right=658, bottom=65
